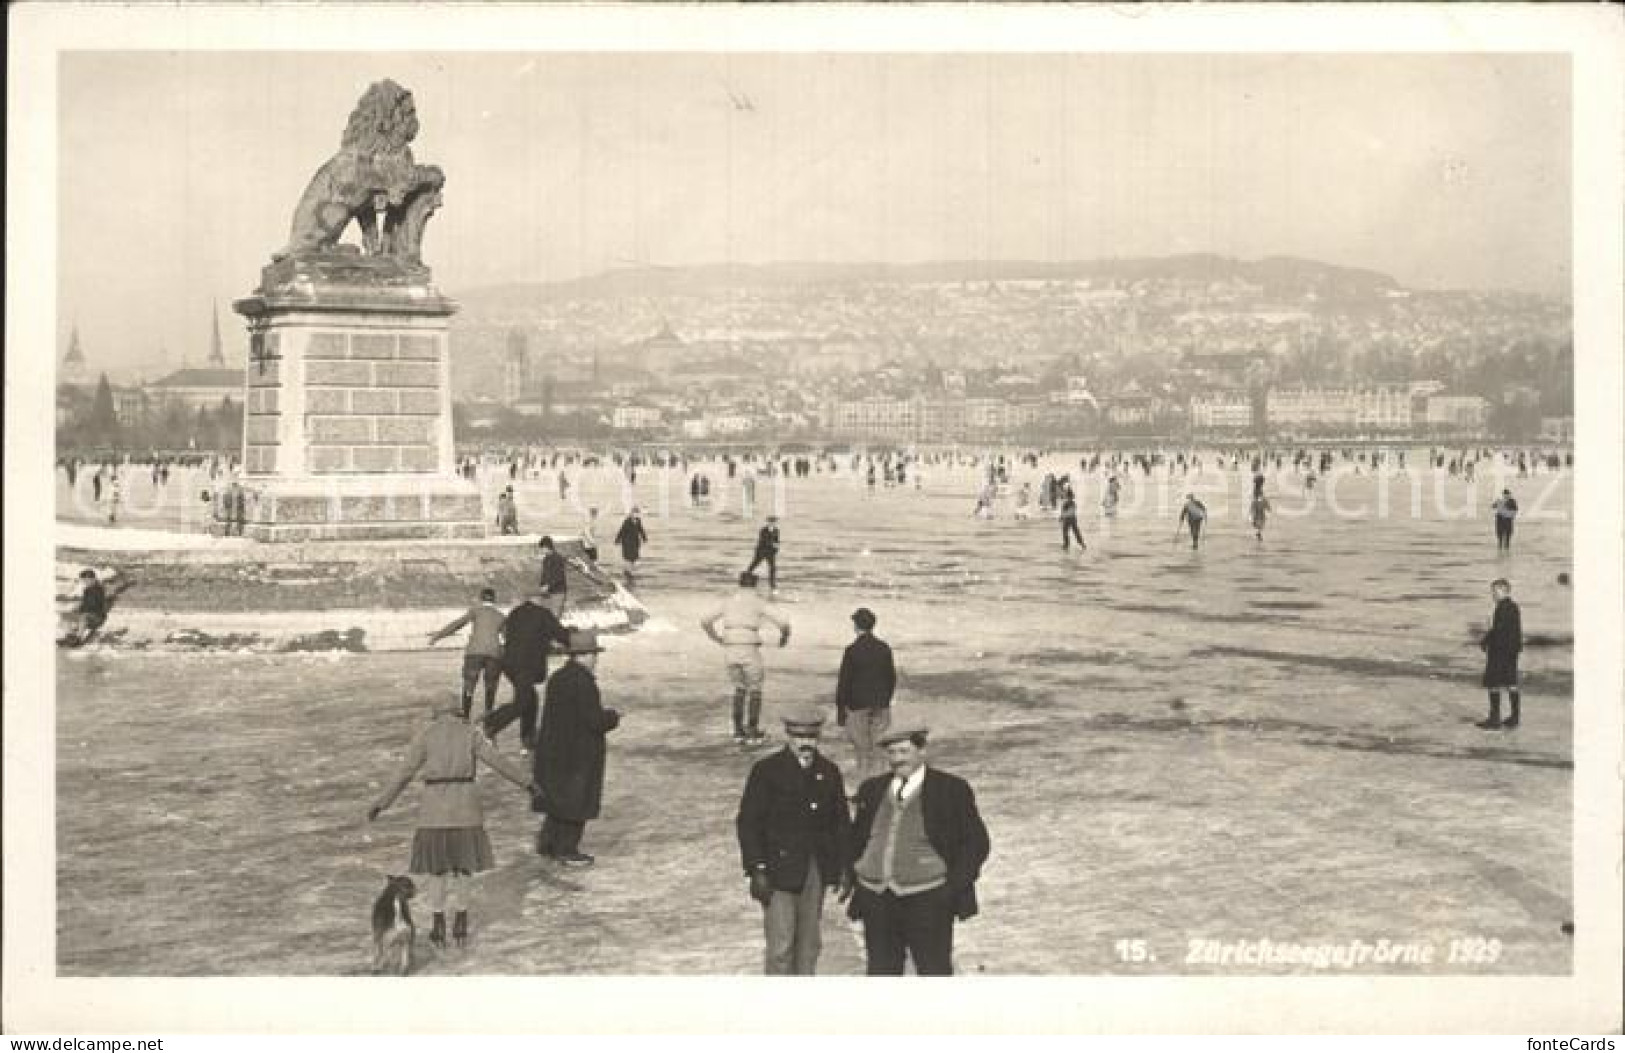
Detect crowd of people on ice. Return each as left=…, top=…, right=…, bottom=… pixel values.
left=58, top=440, right=1562, bottom=973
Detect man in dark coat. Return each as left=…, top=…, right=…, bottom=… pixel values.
left=1060, top=490, right=1085, bottom=551
left=735, top=705, right=852, bottom=975
left=746, top=515, right=782, bottom=591
left=836, top=607, right=897, bottom=784
left=1492, top=490, right=1519, bottom=551
left=1477, top=578, right=1524, bottom=729
left=484, top=589, right=571, bottom=749
left=847, top=725, right=990, bottom=976
left=533, top=630, right=620, bottom=865
left=538, top=535, right=569, bottom=608
left=613, top=508, right=648, bottom=583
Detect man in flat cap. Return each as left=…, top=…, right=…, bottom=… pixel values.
left=735, top=704, right=852, bottom=974
left=847, top=725, right=990, bottom=976
left=836, top=607, right=897, bottom=785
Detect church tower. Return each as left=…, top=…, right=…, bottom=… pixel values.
left=504, top=328, right=530, bottom=404
left=209, top=299, right=226, bottom=366
left=61, top=323, right=89, bottom=386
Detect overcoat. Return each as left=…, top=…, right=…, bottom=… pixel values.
left=1481, top=597, right=1523, bottom=688
left=736, top=747, right=851, bottom=892
left=503, top=601, right=570, bottom=683
left=532, top=660, right=620, bottom=821
left=614, top=516, right=648, bottom=561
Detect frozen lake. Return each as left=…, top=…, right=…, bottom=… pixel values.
left=56, top=457, right=1574, bottom=974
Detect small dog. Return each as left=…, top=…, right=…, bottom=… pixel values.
left=370, top=874, right=417, bottom=975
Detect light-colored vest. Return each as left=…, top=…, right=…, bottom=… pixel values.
left=856, top=786, right=947, bottom=895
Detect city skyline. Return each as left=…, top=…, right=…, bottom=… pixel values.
left=59, top=52, right=1570, bottom=376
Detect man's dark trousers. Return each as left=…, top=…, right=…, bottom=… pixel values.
left=1061, top=517, right=1084, bottom=550
left=858, top=886, right=955, bottom=976
left=748, top=552, right=778, bottom=590
left=538, top=814, right=586, bottom=857
left=486, top=672, right=541, bottom=746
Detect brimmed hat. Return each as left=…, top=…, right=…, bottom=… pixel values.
left=781, top=704, right=827, bottom=732
left=563, top=629, right=605, bottom=655
left=878, top=724, right=929, bottom=748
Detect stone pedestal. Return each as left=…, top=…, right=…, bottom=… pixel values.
left=231, top=252, right=485, bottom=542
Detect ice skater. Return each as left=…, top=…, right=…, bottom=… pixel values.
left=701, top=571, right=791, bottom=743
left=747, top=514, right=782, bottom=592
left=1248, top=489, right=1271, bottom=543
left=614, top=507, right=648, bottom=585
left=1101, top=475, right=1121, bottom=520
left=368, top=693, right=535, bottom=950
left=426, top=587, right=508, bottom=720
left=1059, top=489, right=1085, bottom=551
left=1476, top=578, right=1524, bottom=730
left=1177, top=493, right=1208, bottom=550
left=581, top=506, right=601, bottom=563
left=1492, top=489, right=1519, bottom=552
left=532, top=630, right=620, bottom=866
left=61, top=568, right=110, bottom=646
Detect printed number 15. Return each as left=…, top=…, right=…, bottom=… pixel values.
left=1115, top=939, right=1154, bottom=963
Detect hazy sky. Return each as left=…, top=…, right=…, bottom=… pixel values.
left=57, top=51, right=1570, bottom=374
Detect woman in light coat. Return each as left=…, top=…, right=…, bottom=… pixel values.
left=369, top=694, right=533, bottom=949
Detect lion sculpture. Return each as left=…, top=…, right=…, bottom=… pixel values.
left=275, top=79, right=444, bottom=264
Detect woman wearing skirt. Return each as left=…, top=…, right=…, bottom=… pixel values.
left=369, top=693, right=534, bottom=948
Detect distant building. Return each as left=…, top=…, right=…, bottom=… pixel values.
left=61, top=324, right=91, bottom=388
left=1104, top=382, right=1158, bottom=428
left=1424, top=395, right=1489, bottom=431
left=1267, top=386, right=1412, bottom=434
left=144, top=367, right=244, bottom=413
left=1061, top=376, right=1097, bottom=406
left=612, top=405, right=663, bottom=431
left=633, top=322, right=685, bottom=373
left=1539, top=416, right=1574, bottom=443
left=709, top=413, right=757, bottom=435
left=503, top=329, right=530, bottom=405
left=1189, top=392, right=1254, bottom=431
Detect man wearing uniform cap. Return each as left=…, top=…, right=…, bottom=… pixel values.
left=735, top=704, right=852, bottom=974
left=847, top=724, right=990, bottom=975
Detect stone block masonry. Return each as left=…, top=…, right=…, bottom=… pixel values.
left=294, top=328, right=446, bottom=476
left=233, top=266, right=479, bottom=540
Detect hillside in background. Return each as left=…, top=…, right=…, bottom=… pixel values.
left=454, top=254, right=1403, bottom=312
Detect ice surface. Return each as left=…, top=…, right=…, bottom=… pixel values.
left=54, top=457, right=1574, bottom=975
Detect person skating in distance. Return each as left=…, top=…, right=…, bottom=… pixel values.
left=746, top=514, right=782, bottom=593
left=1178, top=493, right=1209, bottom=550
